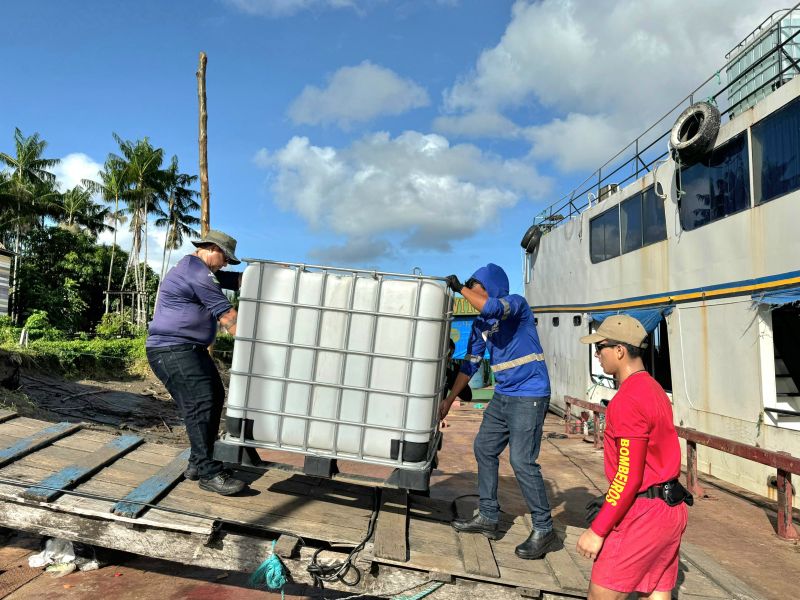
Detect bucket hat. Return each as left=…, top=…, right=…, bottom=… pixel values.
left=191, top=229, right=241, bottom=265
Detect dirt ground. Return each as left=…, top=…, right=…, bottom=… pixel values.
left=0, top=370, right=798, bottom=599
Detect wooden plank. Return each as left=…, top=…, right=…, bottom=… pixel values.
left=21, top=434, right=143, bottom=502
left=458, top=530, right=500, bottom=578
left=0, top=422, right=82, bottom=467
left=678, top=542, right=760, bottom=600
left=373, top=488, right=409, bottom=561
left=0, top=498, right=357, bottom=592
left=273, top=533, right=300, bottom=558
left=453, top=495, right=500, bottom=578
left=543, top=543, right=589, bottom=594
left=0, top=410, right=17, bottom=424
left=112, top=448, right=190, bottom=518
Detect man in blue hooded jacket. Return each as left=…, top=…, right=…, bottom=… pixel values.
left=441, top=263, right=556, bottom=559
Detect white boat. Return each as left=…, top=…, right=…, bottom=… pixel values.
left=523, top=8, right=800, bottom=506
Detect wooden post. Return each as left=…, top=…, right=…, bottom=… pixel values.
left=685, top=434, right=706, bottom=498
left=564, top=399, right=571, bottom=434
left=593, top=411, right=601, bottom=449
left=197, top=51, right=210, bottom=237
left=776, top=452, right=799, bottom=540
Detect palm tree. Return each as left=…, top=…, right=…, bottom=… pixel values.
left=155, top=156, right=200, bottom=284
left=109, top=134, right=164, bottom=322
left=58, top=185, right=113, bottom=238
left=83, top=157, right=130, bottom=293
left=0, top=128, right=60, bottom=321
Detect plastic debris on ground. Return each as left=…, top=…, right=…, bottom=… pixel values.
left=28, top=538, right=101, bottom=572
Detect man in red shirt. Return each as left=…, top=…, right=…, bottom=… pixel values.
left=576, top=315, right=689, bottom=600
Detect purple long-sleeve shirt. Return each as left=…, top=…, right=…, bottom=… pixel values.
left=146, top=254, right=239, bottom=348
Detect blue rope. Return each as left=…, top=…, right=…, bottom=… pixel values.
left=249, top=540, right=288, bottom=598
left=394, top=581, right=444, bottom=600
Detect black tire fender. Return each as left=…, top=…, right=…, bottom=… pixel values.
left=520, top=225, right=542, bottom=254
left=669, top=101, right=720, bottom=165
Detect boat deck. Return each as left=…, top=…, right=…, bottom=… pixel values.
left=0, top=410, right=763, bottom=599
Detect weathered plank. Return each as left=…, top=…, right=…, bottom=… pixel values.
left=0, top=422, right=82, bottom=468
left=273, top=533, right=301, bottom=558
left=22, top=434, right=143, bottom=502
left=112, top=447, right=191, bottom=518
left=458, top=529, right=500, bottom=578
left=544, top=542, right=589, bottom=593
left=678, top=542, right=760, bottom=600
left=373, top=488, right=409, bottom=561
left=0, top=410, right=17, bottom=425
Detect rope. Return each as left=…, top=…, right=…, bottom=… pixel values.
left=306, top=487, right=380, bottom=589
left=249, top=539, right=288, bottom=597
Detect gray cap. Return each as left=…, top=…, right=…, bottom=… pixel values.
left=191, top=229, right=241, bottom=265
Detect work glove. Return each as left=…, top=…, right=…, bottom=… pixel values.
left=584, top=494, right=605, bottom=525
left=444, top=274, right=463, bottom=294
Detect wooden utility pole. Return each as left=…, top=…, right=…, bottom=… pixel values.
left=197, top=51, right=210, bottom=237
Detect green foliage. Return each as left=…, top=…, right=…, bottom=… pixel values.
left=0, top=317, right=20, bottom=345
left=15, top=226, right=157, bottom=332
left=24, top=309, right=50, bottom=329
left=96, top=311, right=136, bottom=338
left=23, top=337, right=147, bottom=377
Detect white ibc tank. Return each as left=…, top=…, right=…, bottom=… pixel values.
left=225, top=261, right=452, bottom=469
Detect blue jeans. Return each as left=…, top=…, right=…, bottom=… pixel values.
left=474, top=392, right=553, bottom=532
left=147, top=343, right=225, bottom=479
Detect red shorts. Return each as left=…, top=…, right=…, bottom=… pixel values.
left=592, top=497, right=688, bottom=594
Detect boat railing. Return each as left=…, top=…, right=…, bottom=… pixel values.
left=563, top=395, right=800, bottom=541
left=534, top=0, right=800, bottom=232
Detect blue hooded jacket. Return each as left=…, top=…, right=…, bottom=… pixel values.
left=459, top=263, right=550, bottom=397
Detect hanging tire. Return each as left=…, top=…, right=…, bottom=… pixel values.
left=669, top=102, right=720, bottom=165
left=520, top=225, right=542, bottom=253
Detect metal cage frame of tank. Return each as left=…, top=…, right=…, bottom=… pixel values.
left=215, top=259, right=454, bottom=489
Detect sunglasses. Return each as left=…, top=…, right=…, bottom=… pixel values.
left=594, top=341, right=619, bottom=353
left=464, top=278, right=480, bottom=289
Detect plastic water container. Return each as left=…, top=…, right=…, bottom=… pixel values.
left=222, top=260, right=453, bottom=472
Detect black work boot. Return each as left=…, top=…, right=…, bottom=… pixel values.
left=184, top=465, right=199, bottom=481
left=199, top=470, right=247, bottom=496
left=515, top=529, right=557, bottom=559
left=451, top=512, right=499, bottom=539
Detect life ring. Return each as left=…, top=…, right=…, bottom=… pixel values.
left=520, top=225, right=542, bottom=253
left=669, top=102, right=720, bottom=165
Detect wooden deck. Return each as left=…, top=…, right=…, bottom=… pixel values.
left=0, top=413, right=761, bottom=599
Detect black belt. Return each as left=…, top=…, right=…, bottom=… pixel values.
left=636, top=481, right=673, bottom=500
left=636, top=478, right=693, bottom=506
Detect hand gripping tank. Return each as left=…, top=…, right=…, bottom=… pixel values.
left=218, top=260, right=453, bottom=488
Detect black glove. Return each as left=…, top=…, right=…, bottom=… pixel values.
left=584, top=494, right=605, bottom=525
left=445, top=274, right=463, bottom=294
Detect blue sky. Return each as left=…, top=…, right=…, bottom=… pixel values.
left=0, top=0, right=785, bottom=292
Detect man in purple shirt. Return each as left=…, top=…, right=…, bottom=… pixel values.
left=146, top=230, right=246, bottom=495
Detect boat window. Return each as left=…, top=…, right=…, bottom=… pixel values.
left=752, top=96, right=800, bottom=205
left=620, top=187, right=667, bottom=254
left=678, top=133, right=750, bottom=231
left=644, top=319, right=672, bottom=393
left=766, top=305, right=800, bottom=429
left=590, top=205, right=620, bottom=263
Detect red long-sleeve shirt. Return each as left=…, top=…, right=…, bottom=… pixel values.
left=591, top=371, right=682, bottom=537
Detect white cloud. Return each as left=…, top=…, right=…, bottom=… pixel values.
left=97, top=220, right=198, bottom=277
left=53, top=153, right=102, bottom=192
left=256, top=131, right=550, bottom=259
left=433, top=111, right=520, bottom=139
left=441, top=0, right=788, bottom=171
left=224, top=0, right=362, bottom=17
left=308, top=237, right=393, bottom=264
left=524, top=113, right=636, bottom=173
left=288, top=61, right=429, bottom=128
